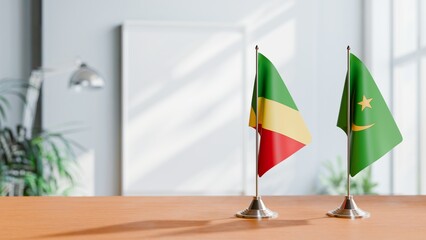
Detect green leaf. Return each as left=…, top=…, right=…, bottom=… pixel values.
left=24, top=173, right=37, bottom=194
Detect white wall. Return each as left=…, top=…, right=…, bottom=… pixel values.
left=365, top=0, right=426, bottom=195
left=0, top=0, right=31, bottom=127
left=43, top=0, right=363, bottom=195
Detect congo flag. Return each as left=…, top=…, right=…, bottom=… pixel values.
left=249, top=53, right=311, bottom=177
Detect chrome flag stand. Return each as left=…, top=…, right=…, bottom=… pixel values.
left=236, top=45, right=277, bottom=219
left=327, top=46, right=369, bottom=219
left=236, top=196, right=277, bottom=219
left=327, top=195, right=369, bottom=218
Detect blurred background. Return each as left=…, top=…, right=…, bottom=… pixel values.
left=0, top=0, right=424, bottom=196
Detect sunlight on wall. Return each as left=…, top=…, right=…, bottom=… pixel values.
left=123, top=25, right=245, bottom=195
left=240, top=0, right=294, bottom=31
left=121, top=0, right=363, bottom=196
left=393, top=0, right=417, bottom=58
left=257, top=20, right=295, bottom=69
left=173, top=31, right=243, bottom=79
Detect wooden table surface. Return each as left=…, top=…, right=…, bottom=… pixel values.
left=1, top=196, right=425, bottom=239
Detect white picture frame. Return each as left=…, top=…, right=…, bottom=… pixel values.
left=121, top=21, right=248, bottom=195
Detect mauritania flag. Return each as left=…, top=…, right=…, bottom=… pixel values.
left=249, top=53, right=311, bottom=177
left=337, top=53, right=402, bottom=177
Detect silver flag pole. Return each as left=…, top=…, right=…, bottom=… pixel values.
left=327, top=46, right=369, bottom=219
left=236, top=45, right=277, bottom=219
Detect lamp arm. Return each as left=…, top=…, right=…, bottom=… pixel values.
left=22, top=60, right=103, bottom=136
left=22, top=71, right=43, bottom=137
left=36, top=61, right=80, bottom=78
left=21, top=61, right=80, bottom=136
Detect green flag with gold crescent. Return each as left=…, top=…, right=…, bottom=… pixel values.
left=337, top=53, right=403, bottom=177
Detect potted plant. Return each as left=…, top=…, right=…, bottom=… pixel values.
left=0, top=79, right=81, bottom=196
left=318, top=156, right=378, bottom=195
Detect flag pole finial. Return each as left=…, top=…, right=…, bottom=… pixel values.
left=255, top=45, right=259, bottom=50
left=347, top=45, right=351, bottom=51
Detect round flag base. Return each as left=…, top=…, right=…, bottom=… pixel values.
left=327, top=195, right=370, bottom=219
left=236, top=196, right=278, bottom=219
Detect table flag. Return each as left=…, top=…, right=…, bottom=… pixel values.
left=249, top=53, right=311, bottom=177
left=337, top=53, right=402, bottom=177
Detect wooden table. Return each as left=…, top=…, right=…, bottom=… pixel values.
left=1, top=196, right=425, bottom=239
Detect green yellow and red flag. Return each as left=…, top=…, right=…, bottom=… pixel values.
left=249, top=53, right=311, bottom=177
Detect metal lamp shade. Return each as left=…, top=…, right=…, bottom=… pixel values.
left=69, top=63, right=104, bottom=90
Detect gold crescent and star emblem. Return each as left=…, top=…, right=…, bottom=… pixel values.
left=352, top=95, right=375, bottom=132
